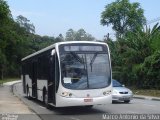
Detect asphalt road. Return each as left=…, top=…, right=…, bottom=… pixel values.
left=13, top=82, right=160, bottom=120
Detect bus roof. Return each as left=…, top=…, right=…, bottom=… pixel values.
left=21, top=41, right=107, bottom=61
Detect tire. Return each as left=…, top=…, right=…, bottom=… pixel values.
left=43, top=90, right=50, bottom=109
left=26, top=86, right=31, bottom=100
left=124, top=100, right=130, bottom=103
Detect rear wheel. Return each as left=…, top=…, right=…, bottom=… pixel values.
left=43, top=90, right=50, bottom=109
left=124, top=100, right=130, bottom=103
left=26, top=86, right=31, bottom=100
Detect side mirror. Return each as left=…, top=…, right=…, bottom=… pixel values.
left=122, top=84, right=125, bottom=87
left=51, top=49, right=55, bottom=55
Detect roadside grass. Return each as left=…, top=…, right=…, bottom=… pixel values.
left=132, top=89, right=160, bottom=97
left=0, top=78, right=20, bottom=85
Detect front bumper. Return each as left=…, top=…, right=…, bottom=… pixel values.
left=56, top=94, right=112, bottom=107
left=112, top=94, right=133, bottom=101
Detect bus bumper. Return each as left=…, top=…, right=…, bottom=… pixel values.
left=55, top=94, right=112, bottom=107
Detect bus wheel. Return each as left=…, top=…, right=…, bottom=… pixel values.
left=26, top=86, right=31, bottom=100
left=43, top=91, right=50, bottom=108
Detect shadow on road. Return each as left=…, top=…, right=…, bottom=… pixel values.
left=49, top=106, right=107, bottom=115
left=112, top=101, right=133, bottom=104
left=24, top=96, right=109, bottom=115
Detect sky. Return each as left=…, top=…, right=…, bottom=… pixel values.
left=7, top=0, right=160, bottom=40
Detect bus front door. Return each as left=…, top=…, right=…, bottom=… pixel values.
left=48, top=56, right=56, bottom=105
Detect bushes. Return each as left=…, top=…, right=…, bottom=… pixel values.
left=138, top=51, right=160, bottom=89
left=107, top=24, right=160, bottom=89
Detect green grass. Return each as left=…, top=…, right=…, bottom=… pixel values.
left=0, top=78, right=20, bottom=85
left=132, top=89, right=160, bottom=97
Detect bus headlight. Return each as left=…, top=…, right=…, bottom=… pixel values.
left=61, top=92, right=72, bottom=97
left=62, top=92, right=68, bottom=97
left=103, top=90, right=112, bottom=96
left=69, top=93, right=72, bottom=97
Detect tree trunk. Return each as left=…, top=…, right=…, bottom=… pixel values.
left=0, top=65, right=4, bottom=80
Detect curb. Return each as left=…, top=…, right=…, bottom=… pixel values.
left=133, top=95, right=160, bottom=101
left=151, top=98, right=160, bottom=101
left=3, top=80, right=21, bottom=86
left=10, top=81, right=21, bottom=93
left=133, top=96, right=145, bottom=99
left=11, top=82, right=43, bottom=120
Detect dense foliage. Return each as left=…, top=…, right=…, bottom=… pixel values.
left=0, top=0, right=57, bottom=79
left=0, top=0, right=95, bottom=79
left=105, top=24, right=160, bottom=89
left=101, top=0, right=160, bottom=89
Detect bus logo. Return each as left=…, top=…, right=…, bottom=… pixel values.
left=87, top=94, right=90, bottom=97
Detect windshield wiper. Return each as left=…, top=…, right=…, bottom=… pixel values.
left=90, top=52, right=98, bottom=72
left=70, top=51, right=84, bottom=64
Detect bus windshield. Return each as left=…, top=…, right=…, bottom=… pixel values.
left=60, top=51, right=111, bottom=89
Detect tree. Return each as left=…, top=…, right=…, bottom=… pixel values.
left=65, top=29, right=75, bottom=41
left=16, top=15, right=35, bottom=34
left=101, top=0, right=146, bottom=38
left=85, top=33, right=95, bottom=41
left=0, top=0, right=11, bottom=24
left=105, top=23, right=160, bottom=88
left=0, top=0, right=12, bottom=79
left=0, top=50, right=7, bottom=80
left=55, top=34, right=64, bottom=42
left=140, top=51, right=160, bottom=89
left=65, top=28, right=95, bottom=41
left=74, top=29, right=86, bottom=41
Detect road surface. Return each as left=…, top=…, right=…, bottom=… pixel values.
left=13, top=82, right=160, bottom=120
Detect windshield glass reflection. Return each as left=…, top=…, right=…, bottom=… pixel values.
left=112, top=79, right=122, bottom=87
left=60, top=52, right=111, bottom=89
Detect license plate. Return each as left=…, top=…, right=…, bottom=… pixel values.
left=84, top=98, right=93, bottom=102
left=122, top=96, right=129, bottom=100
